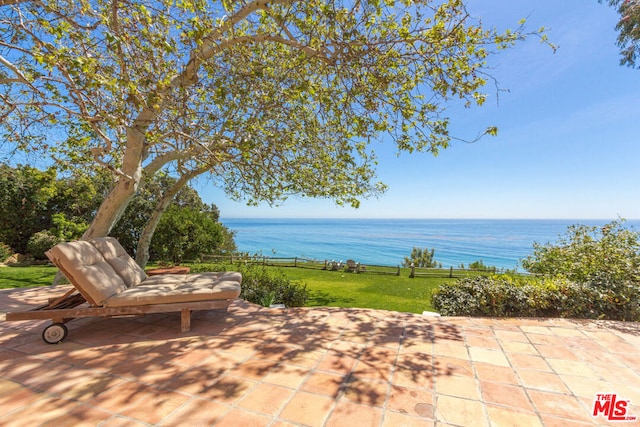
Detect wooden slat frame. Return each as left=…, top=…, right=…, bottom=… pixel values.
left=5, top=299, right=233, bottom=332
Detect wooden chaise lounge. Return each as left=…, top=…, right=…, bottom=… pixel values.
left=5, top=237, right=242, bottom=344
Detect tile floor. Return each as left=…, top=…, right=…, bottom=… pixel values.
left=0, top=285, right=639, bottom=426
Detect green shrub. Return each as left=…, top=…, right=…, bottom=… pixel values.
left=402, top=247, right=440, bottom=268
left=150, top=206, right=227, bottom=264
left=432, top=275, right=640, bottom=321
left=239, top=265, right=308, bottom=307
left=190, top=263, right=308, bottom=307
left=190, top=263, right=230, bottom=274
left=521, top=219, right=640, bottom=283
left=50, top=213, right=88, bottom=241
left=0, top=242, right=12, bottom=262
left=468, top=260, right=497, bottom=273
left=583, top=274, right=640, bottom=321
left=501, top=219, right=640, bottom=321
left=432, top=276, right=533, bottom=317
left=26, top=231, right=62, bottom=260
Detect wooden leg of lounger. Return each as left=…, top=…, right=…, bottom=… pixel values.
left=181, top=309, right=191, bottom=333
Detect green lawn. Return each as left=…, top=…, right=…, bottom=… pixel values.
left=0, top=265, right=59, bottom=289
left=281, top=267, right=454, bottom=313
left=0, top=264, right=459, bottom=314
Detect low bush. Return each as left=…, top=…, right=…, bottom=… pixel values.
left=432, top=276, right=533, bottom=317
left=26, top=231, right=61, bottom=260
left=583, top=273, right=640, bottom=322
left=0, top=242, right=12, bottom=262
left=432, top=275, right=639, bottom=321
left=190, top=263, right=308, bottom=307
left=467, top=260, right=497, bottom=273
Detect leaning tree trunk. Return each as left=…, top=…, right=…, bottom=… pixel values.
left=82, top=123, right=151, bottom=238
left=82, top=173, right=141, bottom=239
left=51, top=126, right=147, bottom=284
left=135, top=167, right=209, bottom=268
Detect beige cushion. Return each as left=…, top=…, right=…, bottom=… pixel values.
left=104, top=271, right=242, bottom=307
left=90, top=237, right=147, bottom=287
left=188, top=271, right=243, bottom=285
left=47, top=241, right=127, bottom=305
left=139, top=272, right=242, bottom=287
left=48, top=238, right=242, bottom=308
left=136, top=274, right=185, bottom=287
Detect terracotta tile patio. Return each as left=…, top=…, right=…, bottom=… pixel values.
left=1, top=285, right=639, bottom=426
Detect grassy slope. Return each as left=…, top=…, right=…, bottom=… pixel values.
left=0, top=264, right=456, bottom=314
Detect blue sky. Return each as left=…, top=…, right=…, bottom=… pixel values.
left=197, top=0, right=640, bottom=220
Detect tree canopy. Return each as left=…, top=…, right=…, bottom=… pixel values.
left=0, top=163, right=233, bottom=261
left=601, top=0, right=640, bottom=68
left=0, top=0, right=547, bottom=251
left=0, top=164, right=60, bottom=253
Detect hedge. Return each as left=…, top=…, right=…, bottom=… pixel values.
left=432, top=275, right=639, bottom=321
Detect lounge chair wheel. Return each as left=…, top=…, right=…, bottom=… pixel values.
left=42, top=323, right=68, bottom=344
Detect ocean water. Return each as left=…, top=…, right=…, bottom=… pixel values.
left=220, top=218, right=640, bottom=271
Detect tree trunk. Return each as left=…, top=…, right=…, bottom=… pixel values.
left=52, top=126, right=147, bottom=284
left=82, top=173, right=141, bottom=239
left=135, top=184, right=180, bottom=268
left=82, top=127, right=147, bottom=239
left=135, top=167, right=208, bottom=268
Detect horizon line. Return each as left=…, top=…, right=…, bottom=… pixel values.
left=220, top=216, right=640, bottom=221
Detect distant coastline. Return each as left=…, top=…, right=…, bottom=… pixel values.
left=221, top=218, right=640, bottom=270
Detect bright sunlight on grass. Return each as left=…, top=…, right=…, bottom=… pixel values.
left=0, top=265, right=59, bottom=289
left=281, top=268, right=453, bottom=313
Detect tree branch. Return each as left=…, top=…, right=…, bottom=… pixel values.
left=143, top=150, right=190, bottom=176
left=182, top=1, right=296, bottom=83
left=0, top=54, right=41, bottom=93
